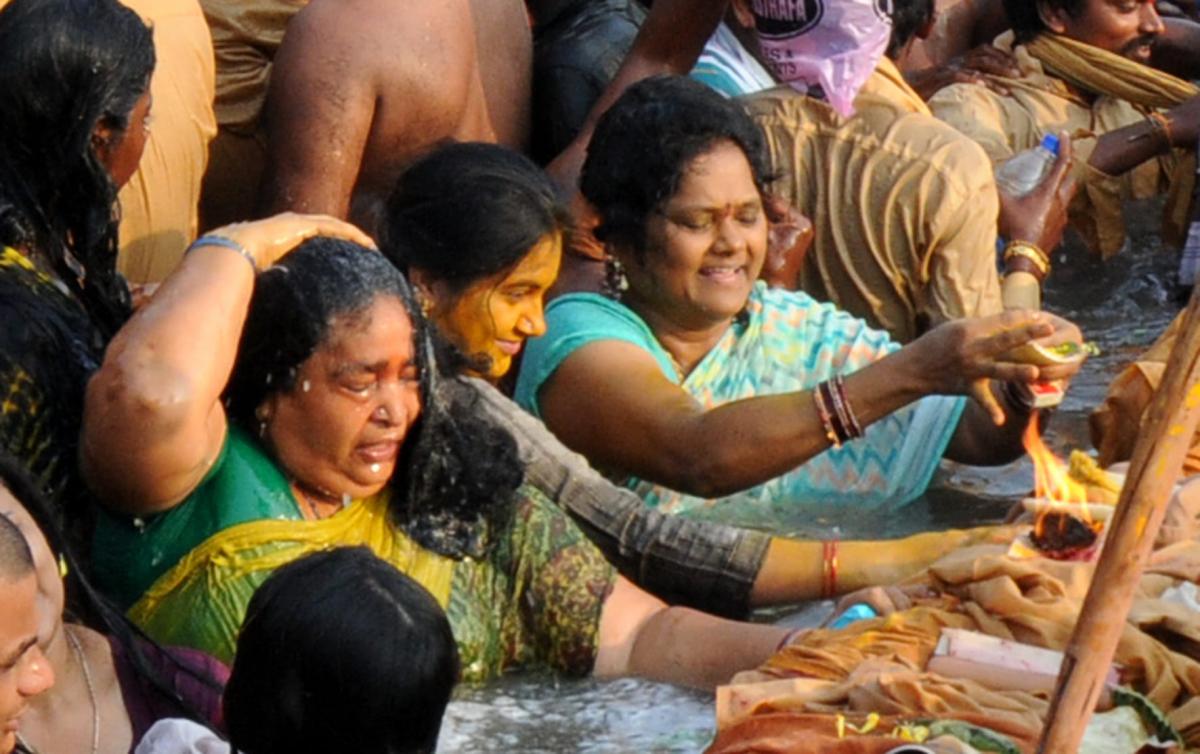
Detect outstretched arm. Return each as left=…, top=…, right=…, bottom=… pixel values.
left=1088, top=94, right=1200, bottom=177
left=82, top=215, right=374, bottom=515
left=465, top=376, right=1006, bottom=615
left=595, top=576, right=784, bottom=689
left=538, top=311, right=1073, bottom=500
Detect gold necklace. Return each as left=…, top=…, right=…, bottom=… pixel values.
left=15, top=627, right=98, bottom=754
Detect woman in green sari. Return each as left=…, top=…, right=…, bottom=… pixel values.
left=81, top=214, right=787, bottom=687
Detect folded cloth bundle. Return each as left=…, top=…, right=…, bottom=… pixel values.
left=714, top=541, right=1200, bottom=750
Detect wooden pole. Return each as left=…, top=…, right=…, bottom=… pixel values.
left=1038, top=284, right=1200, bottom=753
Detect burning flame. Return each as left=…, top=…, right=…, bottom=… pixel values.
left=1022, top=415, right=1102, bottom=540
left=1023, top=415, right=1088, bottom=504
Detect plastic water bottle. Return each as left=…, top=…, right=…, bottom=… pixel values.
left=994, top=133, right=1060, bottom=197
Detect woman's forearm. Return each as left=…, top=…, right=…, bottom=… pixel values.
left=748, top=529, right=984, bottom=606
left=624, top=606, right=785, bottom=689
left=596, top=577, right=784, bottom=688
left=671, top=345, right=930, bottom=497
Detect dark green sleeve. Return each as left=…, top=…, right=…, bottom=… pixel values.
left=507, top=488, right=618, bottom=676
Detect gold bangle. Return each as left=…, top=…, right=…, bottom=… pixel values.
left=1003, top=240, right=1050, bottom=277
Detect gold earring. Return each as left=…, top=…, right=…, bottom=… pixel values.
left=415, top=290, right=433, bottom=318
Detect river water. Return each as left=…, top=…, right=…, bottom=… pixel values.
left=437, top=202, right=1184, bottom=753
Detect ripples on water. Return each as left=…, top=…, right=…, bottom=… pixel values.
left=438, top=199, right=1184, bottom=752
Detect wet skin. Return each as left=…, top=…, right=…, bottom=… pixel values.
left=259, top=295, right=422, bottom=507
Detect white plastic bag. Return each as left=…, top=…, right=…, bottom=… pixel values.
left=751, top=0, right=893, bottom=116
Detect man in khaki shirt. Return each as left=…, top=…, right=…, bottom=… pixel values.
left=747, top=57, right=1005, bottom=342
left=929, top=0, right=1200, bottom=258
left=740, top=0, right=1071, bottom=342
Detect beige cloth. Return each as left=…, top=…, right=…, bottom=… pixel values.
left=721, top=542, right=1200, bottom=748
left=201, top=0, right=305, bottom=133
left=744, top=58, right=1003, bottom=344
left=929, top=32, right=1192, bottom=259
left=115, top=0, right=217, bottom=284
left=1091, top=311, right=1200, bottom=479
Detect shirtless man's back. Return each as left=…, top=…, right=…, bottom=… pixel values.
left=258, top=0, right=531, bottom=233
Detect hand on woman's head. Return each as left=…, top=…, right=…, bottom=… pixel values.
left=205, top=213, right=378, bottom=271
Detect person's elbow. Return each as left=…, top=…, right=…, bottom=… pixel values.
left=656, top=444, right=757, bottom=499
left=82, top=358, right=198, bottom=499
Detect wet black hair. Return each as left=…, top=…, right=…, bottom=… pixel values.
left=224, top=238, right=523, bottom=559
left=888, top=0, right=936, bottom=57
left=383, top=142, right=570, bottom=291
left=0, top=450, right=226, bottom=737
left=1005, top=0, right=1086, bottom=42
left=0, top=508, right=33, bottom=583
left=0, top=0, right=153, bottom=339
left=225, top=547, right=458, bottom=754
left=580, top=75, right=773, bottom=261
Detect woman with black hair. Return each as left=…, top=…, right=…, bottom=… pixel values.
left=384, top=142, right=569, bottom=384
left=83, top=215, right=798, bottom=689
left=0, top=451, right=227, bottom=754
left=0, top=0, right=153, bottom=537
left=225, top=548, right=457, bottom=754
left=138, top=547, right=457, bottom=754
left=381, top=141, right=1015, bottom=617
left=517, top=75, right=1085, bottom=519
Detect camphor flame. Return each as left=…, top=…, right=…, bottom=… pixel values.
left=1022, top=414, right=1101, bottom=540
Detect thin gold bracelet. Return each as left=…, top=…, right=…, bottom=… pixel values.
left=1003, top=240, right=1050, bottom=277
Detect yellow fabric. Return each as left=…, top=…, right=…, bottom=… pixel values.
left=743, top=58, right=1002, bottom=343
left=1024, top=33, right=1199, bottom=110
left=929, top=32, right=1192, bottom=258
left=115, top=0, right=217, bottom=284
left=128, top=492, right=455, bottom=661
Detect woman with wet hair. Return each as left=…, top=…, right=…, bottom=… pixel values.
left=0, top=0, right=153, bottom=539
left=0, top=450, right=228, bottom=754
left=83, top=216, right=804, bottom=690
